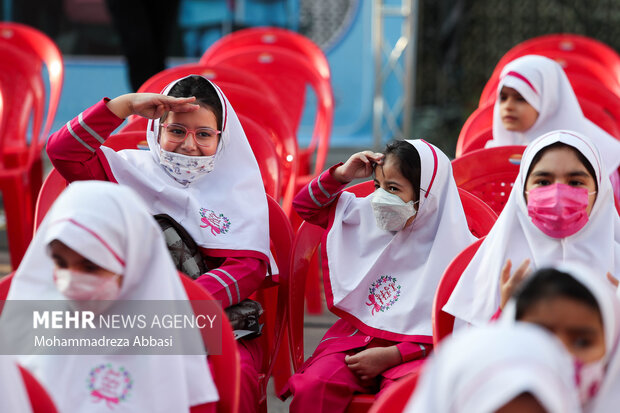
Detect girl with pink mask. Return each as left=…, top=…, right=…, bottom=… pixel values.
left=444, top=130, right=620, bottom=327
left=485, top=55, right=620, bottom=199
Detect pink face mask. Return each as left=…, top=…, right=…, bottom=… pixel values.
left=526, top=183, right=593, bottom=238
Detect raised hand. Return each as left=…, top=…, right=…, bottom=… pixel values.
left=333, top=151, right=385, bottom=184
left=106, top=93, right=199, bottom=120
left=499, top=258, right=532, bottom=309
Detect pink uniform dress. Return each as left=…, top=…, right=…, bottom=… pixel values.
left=46, top=77, right=271, bottom=412
left=282, top=140, right=475, bottom=413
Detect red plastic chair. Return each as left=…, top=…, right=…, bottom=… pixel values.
left=452, top=146, right=525, bottom=215
left=368, top=370, right=421, bottom=413
left=202, top=45, right=334, bottom=192
left=0, top=22, right=64, bottom=140
left=201, top=27, right=331, bottom=81
left=0, top=44, right=46, bottom=267
left=18, top=365, right=59, bottom=413
left=432, top=238, right=484, bottom=347
left=456, top=97, right=620, bottom=157
left=179, top=274, right=241, bottom=413
left=493, top=34, right=620, bottom=86
left=480, top=51, right=620, bottom=106
left=251, top=196, right=294, bottom=410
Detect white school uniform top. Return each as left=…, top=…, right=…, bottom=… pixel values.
left=3, top=181, right=218, bottom=413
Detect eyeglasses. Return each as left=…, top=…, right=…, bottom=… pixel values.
left=160, top=123, right=221, bottom=147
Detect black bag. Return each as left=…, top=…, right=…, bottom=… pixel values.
left=154, top=214, right=207, bottom=280
left=154, top=214, right=263, bottom=340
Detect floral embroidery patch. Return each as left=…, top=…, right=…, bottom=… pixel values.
left=366, top=275, right=401, bottom=316
left=199, top=208, right=231, bottom=236
left=87, top=364, right=133, bottom=409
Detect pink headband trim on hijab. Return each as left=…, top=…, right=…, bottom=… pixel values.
left=421, top=139, right=438, bottom=198
left=503, top=71, right=539, bottom=94
left=52, top=218, right=126, bottom=267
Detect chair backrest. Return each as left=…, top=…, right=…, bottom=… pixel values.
left=256, top=196, right=294, bottom=397
left=494, top=34, right=620, bottom=84
left=432, top=237, right=484, bottom=347
left=0, top=44, right=45, bottom=171
left=451, top=146, right=525, bottom=215
left=344, top=181, right=498, bottom=238
left=201, top=27, right=331, bottom=81
left=137, top=63, right=275, bottom=100
left=18, top=365, right=59, bottom=413
left=0, top=22, right=64, bottom=140
left=202, top=45, right=333, bottom=178
left=178, top=274, right=240, bottom=413
left=288, top=220, right=325, bottom=371
left=34, top=169, right=67, bottom=232
left=368, top=369, right=421, bottom=413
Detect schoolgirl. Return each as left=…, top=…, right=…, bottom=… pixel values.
left=403, top=324, right=581, bottom=413
left=444, top=130, right=620, bottom=326
left=46, top=75, right=270, bottom=411
left=485, top=55, right=620, bottom=195
left=1, top=181, right=218, bottom=412
left=282, top=139, right=475, bottom=412
left=500, top=262, right=620, bottom=411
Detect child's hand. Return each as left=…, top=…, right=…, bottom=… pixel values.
left=107, top=93, right=199, bottom=119
left=499, top=258, right=531, bottom=309
left=344, top=346, right=401, bottom=381
left=333, top=151, right=385, bottom=184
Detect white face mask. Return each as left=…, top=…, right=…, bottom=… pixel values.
left=370, top=188, right=418, bottom=231
left=574, top=358, right=606, bottom=406
left=159, top=148, right=216, bottom=185
left=54, top=269, right=121, bottom=314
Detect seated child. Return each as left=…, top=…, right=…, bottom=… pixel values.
left=445, top=130, right=620, bottom=326
left=46, top=75, right=269, bottom=411
left=1, top=181, right=218, bottom=412
left=485, top=55, right=620, bottom=197
left=282, top=139, right=475, bottom=412
left=501, top=262, right=620, bottom=412
left=403, top=323, right=581, bottom=413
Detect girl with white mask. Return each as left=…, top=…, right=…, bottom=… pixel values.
left=1, top=181, right=218, bottom=412
left=500, top=263, right=620, bottom=412
left=280, top=139, right=475, bottom=412
left=46, top=75, right=269, bottom=412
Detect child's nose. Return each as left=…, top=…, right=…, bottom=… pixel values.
left=181, top=132, right=198, bottom=150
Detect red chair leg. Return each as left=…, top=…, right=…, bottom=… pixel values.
left=3, top=175, right=35, bottom=268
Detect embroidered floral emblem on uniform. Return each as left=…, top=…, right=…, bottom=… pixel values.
left=199, top=208, right=231, bottom=235
left=87, top=363, right=132, bottom=408
left=366, top=275, right=401, bottom=315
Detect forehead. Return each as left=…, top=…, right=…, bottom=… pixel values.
left=500, top=86, right=521, bottom=95
left=375, top=155, right=406, bottom=181
left=522, top=296, right=603, bottom=331
left=529, top=146, right=591, bottom=176
left=166, top=106, right=217, bottom=126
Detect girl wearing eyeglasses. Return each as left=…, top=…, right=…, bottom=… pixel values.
left=46, top=75, right=270, bottom=413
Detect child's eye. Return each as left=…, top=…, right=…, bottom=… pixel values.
left=569, top=180, right=585, bottom=186
left=388, top=186, right=399, bottom=192
left=572, top=337, right=593, bottom=349
left=374, top=183, right=380, bottom=190
left=516, top=95, right=527, bottom=102
left=499, top=93, right=507, bottom=101
left=170, top=128, right=185, bottom=135
left=534, top=179, right=551, bottom=186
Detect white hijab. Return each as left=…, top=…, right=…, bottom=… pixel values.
left=4, top=181, right=218, bottom=412
left=444, top=130, right=620, bottom=326
left=0, top=356, right=33, bottom=413
left=500, top=262, right=620, bottom=413
left=403, top=323, right=581, bottom=413
left=324, top=140, right=475, bottom=341
left=100, top=75, right=270, bottom=259
left=486, top=55, right=620, bottom=175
